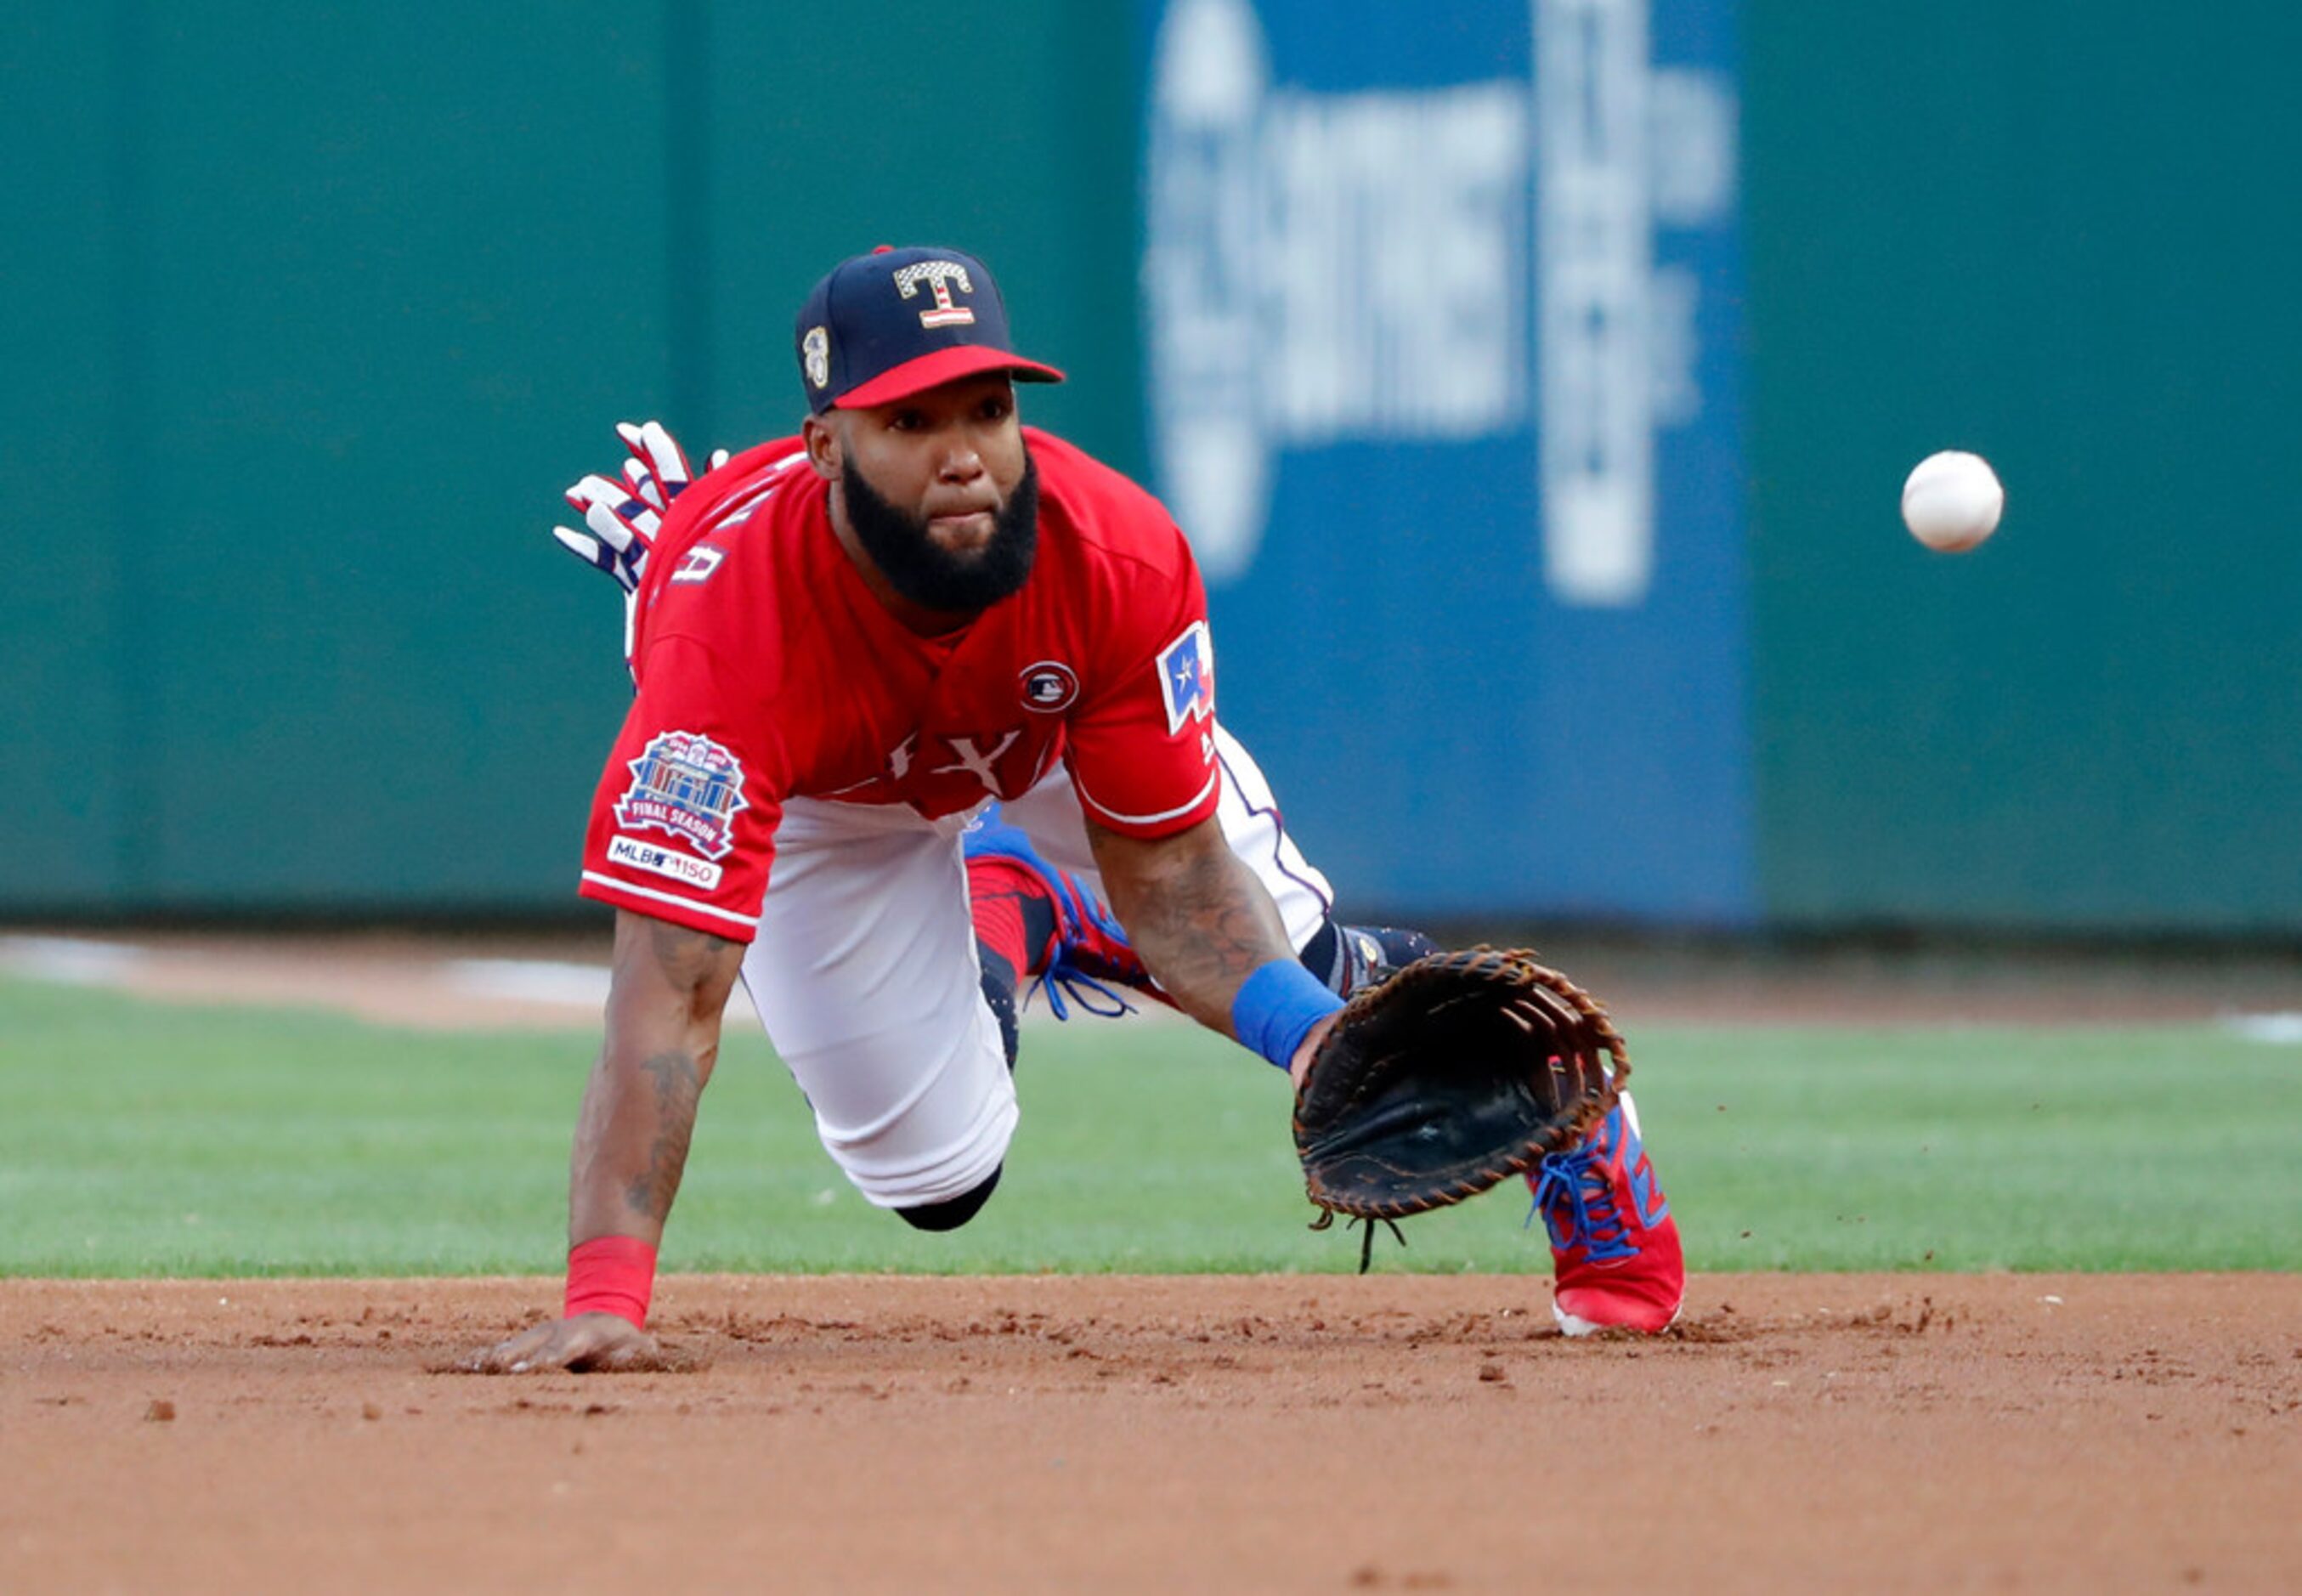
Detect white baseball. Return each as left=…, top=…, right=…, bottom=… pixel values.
left=1900, top=450, right=2004, bottom=552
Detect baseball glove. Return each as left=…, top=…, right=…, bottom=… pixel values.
left=1292, top=947, right=1627, bottom=1269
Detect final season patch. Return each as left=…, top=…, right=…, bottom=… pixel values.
left=1018, top=660, right=1079, bottom=714
left=1156, top=620, right=1214, bottom=734
left=614, top=731, right=749, bottom=860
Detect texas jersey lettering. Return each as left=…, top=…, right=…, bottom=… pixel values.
left=579, top=427, right=1220, bottom=941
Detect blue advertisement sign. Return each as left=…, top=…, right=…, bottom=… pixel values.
left=1142, top=0, right=1752, bottom=921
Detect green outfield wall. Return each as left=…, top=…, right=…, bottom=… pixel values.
left=0, top=1, right=1143, bottom=914
left=4, top=2, right=2298, bottom=931
left=1743, top=2, right=2302, bottom=931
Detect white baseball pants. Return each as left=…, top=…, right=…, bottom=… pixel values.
left=734, top=724, right=1332, bottom=1208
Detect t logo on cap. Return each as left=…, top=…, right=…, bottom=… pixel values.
left=792, top=244, right=1066, bottom=416
left=894, top=260, right=976, bottom=328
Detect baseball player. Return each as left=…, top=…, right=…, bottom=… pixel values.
left=550, top=420, right=1430, bottom=1031
left=471, top=246, right=1680, bottom=1372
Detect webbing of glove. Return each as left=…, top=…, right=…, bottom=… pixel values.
left=1292, top=947, right=1627, bottom=1228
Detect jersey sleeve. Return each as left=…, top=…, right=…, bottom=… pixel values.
left=578, top=635, right=787, bottom=941
left=1062, top=552, right=1223, bottom=838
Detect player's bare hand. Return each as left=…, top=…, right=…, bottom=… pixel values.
left=1287, top=1013, right=1340, bottom=1090
left=464, top=1312, right=666, bottom=1375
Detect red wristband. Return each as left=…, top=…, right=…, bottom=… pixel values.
left=563, top=1235, right=659, bottom=1328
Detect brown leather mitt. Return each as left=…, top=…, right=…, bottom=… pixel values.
left=1292, top=947, right=1627, bottom=1266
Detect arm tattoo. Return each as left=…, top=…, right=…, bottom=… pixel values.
left=622, top=1048, right=703, bottom=1223
left=1129, top=844, right=1282, bottom=994
left=1090, top=819, right=1293, bottom=1033
left=568, top=912, right=740, bottom=1240
left=649, top=918, right=735, bottom=992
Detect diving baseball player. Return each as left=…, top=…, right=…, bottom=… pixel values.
left=553, top=420, right=1430, bottom=1033
left=470, top=246, right=1680, bottom=1372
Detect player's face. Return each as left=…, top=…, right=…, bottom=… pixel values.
left=831, top=375, right=1040, bottom=613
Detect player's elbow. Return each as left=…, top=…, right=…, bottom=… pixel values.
left=1084, top=812, right=1230, bottom=919
left=605, top=909, right=745, bottom=1048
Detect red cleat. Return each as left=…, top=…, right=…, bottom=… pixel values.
left=964, top=818, right=1159, bottom=1017
left=1530, top=1096, right=1684, bottom=1335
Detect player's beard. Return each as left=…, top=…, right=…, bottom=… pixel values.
left=841, top=449, right=1041, bottom=614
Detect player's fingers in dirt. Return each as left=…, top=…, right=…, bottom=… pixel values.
left=463, top=1313, right=664, bottom=1375
left=576, top=1335, right=676, bottom=1373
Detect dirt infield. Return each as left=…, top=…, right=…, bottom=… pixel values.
left=4, top=1274, right=2298, bottom=1593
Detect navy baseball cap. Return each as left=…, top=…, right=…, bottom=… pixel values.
left=794, top=245, right=1066, bottom=414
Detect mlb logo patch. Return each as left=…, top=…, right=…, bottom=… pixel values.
left=614, top=731, right=749, bottom=860
left=1156, top=621, right=1215, bottom=734
left=1018, top=660, right=1080, bottom=714
left=608, top=835, right=724, bottom=890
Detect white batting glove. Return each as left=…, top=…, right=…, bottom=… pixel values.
left=551, top=422, right=730, bottom=674
left=614, top=418, right=731, bottom=522
left=550, top=420, right=731, bottom=595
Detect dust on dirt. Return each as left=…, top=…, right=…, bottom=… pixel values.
left=4, top=1272, right=2299, bottom=1593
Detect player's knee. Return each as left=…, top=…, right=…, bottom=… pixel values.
left=894, top=1165, right=1003, bottom=1232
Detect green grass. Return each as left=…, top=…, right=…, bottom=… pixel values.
left=2, top=977, right=2296, bottom=1276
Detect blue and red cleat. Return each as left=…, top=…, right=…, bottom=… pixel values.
left=965, top=816, right=1434, bottom=1016
left=1531, top=1098, right=1684, bottom=1336
left=963, top=818, right=1162, bottom=1018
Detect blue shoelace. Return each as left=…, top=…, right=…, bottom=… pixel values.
left=1529, top=1133, right=1640, bottom=1264
left=1034, top=962, right=1139, bottom=1021
left=1031, top=861, right=1143, bottom=1022
left=970, top=818, right=1145, bottom=1022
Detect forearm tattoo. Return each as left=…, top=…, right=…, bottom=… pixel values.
left=1104, top=827, right=1292, bottom=1032
left=622, top=1048, right=703, bottom=1223
left=568, top=912, right=738, bottom=1236
left=648, top=918, right=737, bottom=993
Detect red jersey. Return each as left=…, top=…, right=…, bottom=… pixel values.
left=577, top=427, right=1221, bottom=941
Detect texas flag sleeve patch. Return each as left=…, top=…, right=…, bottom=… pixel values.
left=1156, top=620, right=1214, bottom=735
